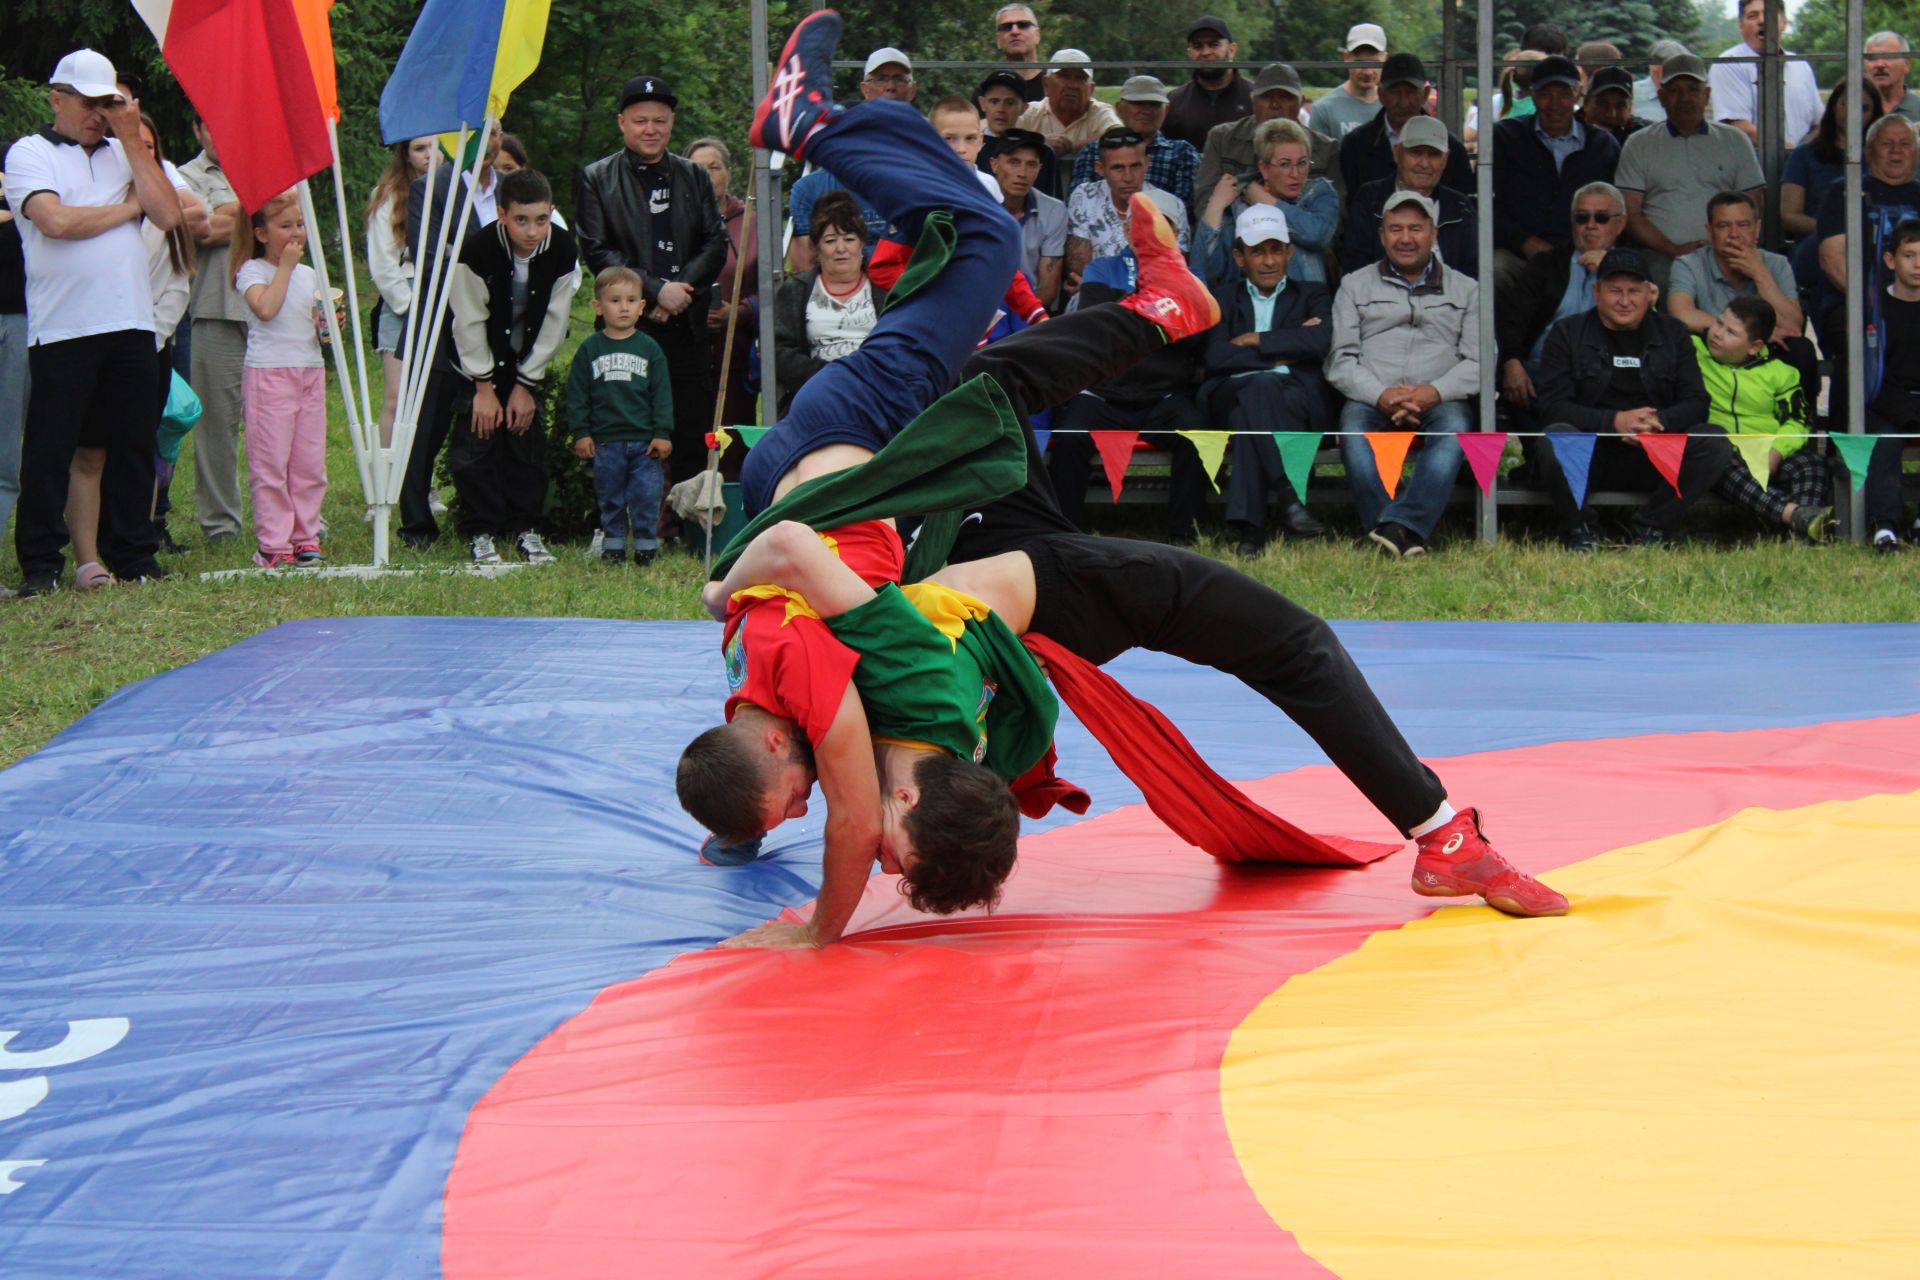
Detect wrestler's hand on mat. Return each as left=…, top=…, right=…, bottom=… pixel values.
left=701, top=580, right=731, bottom=622
left=719, top=920, right=821, bottom=950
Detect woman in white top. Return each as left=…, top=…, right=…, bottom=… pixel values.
left=771, top=190, right=887, bottom=414
left=366, top=136, right=434, bottom=444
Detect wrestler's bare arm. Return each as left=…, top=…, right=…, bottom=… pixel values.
left=923, top=552, right=1038, bottom=633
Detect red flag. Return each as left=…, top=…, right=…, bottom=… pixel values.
left=1089, top=430, right=1140, bottom=502
left=1640, top=432, right=1689, bottom=495
left=1364, top=431, right=1415, bottom=499
left=133, top=0, right=334, bottom=210
left=1457, top=431, right=1507, bottom=497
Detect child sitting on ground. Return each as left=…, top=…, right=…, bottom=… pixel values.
left=233, top=192, right=328, bottom=568
left=446, top=167, right=578, bottom=566
left=565, top=266, right=673, bottom=565
left=1694, top=293, right=1833, bottom=542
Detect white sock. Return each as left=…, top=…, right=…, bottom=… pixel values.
left=1409, top=802, right=1457, bottom=840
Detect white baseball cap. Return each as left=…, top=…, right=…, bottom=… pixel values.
left=1382, top=189, right=1438, bottom=221
left=864, top=47, right=912, bottom=77
left=51, top=49, right=121, bottom=100
left=1344, top=23, right=1388, bottom=52
left=1048, top=48, right=1095, bottom=81
left=1236, top=203, right=1291, bottom=246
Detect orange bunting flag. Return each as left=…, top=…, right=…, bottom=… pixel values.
left=288, top=0, right=340, bottom=122
left=1090, top=430, right=1140, bottom=503
left=1456, top=431, right=1507, bottom=497
left=1363, top=432, right=1416, bottom=500
left=1639, top=432, right=1688, bottom=495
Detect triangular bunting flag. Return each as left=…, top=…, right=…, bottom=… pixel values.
left=711, top=428, right=734, bottom=458
left=1363, top=432, right=1415, bottom=500
left=1273, top=432, right=1323, bottom=505
left=1457, top=432, right=1507, bottom=497
left=1545, top=432, right=1596, bottom=510
left=1640, top=432, right=1688, bottom=495
left=1730, top=432, right=1776, bottom=481
left=1828, top=431, right=1877, bottom=491
left=1177, top=430, right=1233, bottom=492
left=1032, top=428, right=1051, bottom=455
left=734, top=425, right=769, bottom=450
left=1089, top=430, right=1140, bottom=502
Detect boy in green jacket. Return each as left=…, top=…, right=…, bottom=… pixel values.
left=567, top=267, right=674, bottom=564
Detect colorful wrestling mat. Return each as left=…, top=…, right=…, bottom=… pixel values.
left=2, top=617, right=1917, bottom=1277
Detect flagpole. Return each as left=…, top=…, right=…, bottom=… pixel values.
left=387, top=122, right=489, bottom=511
left=297, top=180, right=376, bottom=519
left=379, top=136, right=441, bottom=565
left=323, top=120, right=380, bottom=498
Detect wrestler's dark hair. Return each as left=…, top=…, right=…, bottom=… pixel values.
left=1725, top=294, right=1776, bottom=345
left=676, top=721, right=812, bottom=845
left=808, top=190, right=868, bottom=246
left=898, top=754, right=1021, bottom=915
left=496, top=166, right=553, bottom=212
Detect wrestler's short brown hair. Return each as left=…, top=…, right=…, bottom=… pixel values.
left=678, top=722, right=776, bottom=845
left=899, top=754, right=1020, bottom=914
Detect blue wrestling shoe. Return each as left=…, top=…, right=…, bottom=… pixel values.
left=750, top=9, right=842, bottom=160
left=699, top=833, right=767, bottom=867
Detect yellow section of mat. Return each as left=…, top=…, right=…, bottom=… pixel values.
left=1222, top=792, right=1920, bottom=1277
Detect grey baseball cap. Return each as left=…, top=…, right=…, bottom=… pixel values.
left=1382, top=189, right=1438, bottom=220
left=1660, top=53, right=1709, bottom=84
left=1397, top=115, right=1448, bottom=151
left=1119, top=75, right=1171, bottom=103
left=1252, top=63, right=1303, bottom=96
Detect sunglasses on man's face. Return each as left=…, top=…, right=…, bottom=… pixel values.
left=1574, top=211, right=1616, bottom=225
left=998, top=19, right=1036, bottom=31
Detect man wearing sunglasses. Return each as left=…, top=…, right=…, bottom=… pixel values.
left=1495, top=181, right=1627, bottom=415
left=991, top=4, right=1045, bottom=103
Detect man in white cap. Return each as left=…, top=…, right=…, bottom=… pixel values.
left=1163, top=15, right=1254, bottom=148
left=1067, top=75, right=1199, bottom=209
left=860, top=47, right=917, bottom=105
left=1326, top=189, right=1480, bottom=558
left=1198, top=203, right=1333, bottom=553
left=1310, top=23, right=1388, bottom=139
left=4, top=49, right=193, bottom=594
left=1016, top=50, right=1121, bottom=168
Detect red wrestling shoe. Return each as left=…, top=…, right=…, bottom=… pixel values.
left=1119, top=192, right=1219, bottom=342
left=750, top=9, right=843, bottom=160
left=1411, top=807, right=1570, bottom=918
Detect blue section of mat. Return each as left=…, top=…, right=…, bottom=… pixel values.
left=1, top=617, right=1916, bottom=1278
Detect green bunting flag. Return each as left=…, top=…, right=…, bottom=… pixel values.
left=733, top=425, right=769, bottom=450
left=1827, top=432, right=1878, bottom=491
left=1273, top=432, right=1324, bottom=507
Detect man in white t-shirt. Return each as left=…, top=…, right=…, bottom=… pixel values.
left=2, top=49, right=192, bottom=594
left=1710, top=0, right=1823, bottom=147
left=1308, top=23, right=1388, bottom=139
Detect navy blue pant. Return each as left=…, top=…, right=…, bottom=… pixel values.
left=593, top=441, right=665, bottom=551
left=742, top=100, right=1020, bottom=513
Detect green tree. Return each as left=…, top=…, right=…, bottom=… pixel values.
left=1790, top=0, right=1912, bottom=58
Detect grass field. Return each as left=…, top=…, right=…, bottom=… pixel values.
left=2, top=357, right=1916, bottom=769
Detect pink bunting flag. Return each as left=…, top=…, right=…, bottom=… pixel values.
left=1640, top=433, right=1689, bottom=496
left=1364, top=432, right=1415, bottom=500
left=1456, top=432, right=1506, bottom=497
left=1089, top=430, right=1140, bottom=502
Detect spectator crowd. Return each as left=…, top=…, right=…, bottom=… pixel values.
left=4, top=14, right=1920, bottom=596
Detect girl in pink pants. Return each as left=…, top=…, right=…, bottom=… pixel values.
left=233, top=193, right=327, bottom=567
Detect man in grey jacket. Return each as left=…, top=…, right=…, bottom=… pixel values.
left=1326, top=191, right=1479, bottom=556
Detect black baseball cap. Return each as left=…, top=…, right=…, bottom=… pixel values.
left=1531, top=55, right=1581, bottom=91
left=1588, top=66, right=1634, bottom=97
left=976, top=70, right=1025, bottom=98
left=991, top=128, right=1048, bottom=160
left=1597, top=249, right=1651, bottom=281
left=1187, top=15, right=1233, bottom=40
left=1380, top=52, right=1428, bottom=89
left=618, top=74, right=677, bottom=111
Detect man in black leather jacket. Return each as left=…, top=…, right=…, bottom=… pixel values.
left=575, top=75, right=727, bottom=487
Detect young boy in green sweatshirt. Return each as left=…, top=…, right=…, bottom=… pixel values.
left=566, top=266, right=674, bottom=564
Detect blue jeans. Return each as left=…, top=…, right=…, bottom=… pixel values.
left=0, top=312, right=25, bottom=542
left=592, top=440, right=665, bottom=551
left=1337, top=398, right=1471, bottom=540
left=741, top=99, right=1021, bottom=513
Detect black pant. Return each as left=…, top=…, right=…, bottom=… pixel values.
left=16, top=330, right=162, bottom=579
left=641, top=317, right=714, bottom=487
left=1857, top=412, right=1910, bottom=530
left=1046, top=390, right=1208, bottom=539
left=950, top=304, right=1449, bottom=835
left=1205, top=371, right=1317, bottom=529
left=448, top=399, right=548, bottom=538
left=1533, top=423, right=1735, bottom=535
left=399, top=368, right=463, bottom=542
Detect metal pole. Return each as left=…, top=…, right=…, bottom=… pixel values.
left=752, top=0, right=782, bottom=425
left=1842, top=0, right=1866, bottom=541
left=1474, top=0, right=1496, bottom=544
left=1438, top=0, right=1463, bottom=136
left=1757, top=0, right=1782, bottom=247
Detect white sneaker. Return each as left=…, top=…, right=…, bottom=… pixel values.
left=429, top=488, right=448, bottom=516
left=470, top=533, right=501, bottom=564
left=516, top=530, right=555, bottom=565
left=587, top=528, right=605, bottom=558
